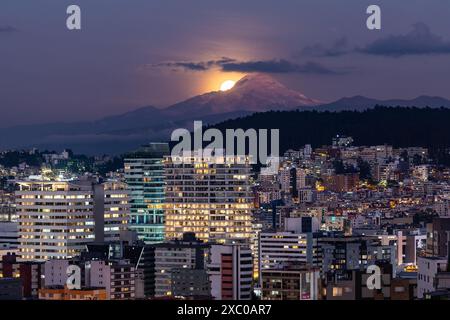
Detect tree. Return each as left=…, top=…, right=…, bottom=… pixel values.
left=357, top=157, right=372, bottom=181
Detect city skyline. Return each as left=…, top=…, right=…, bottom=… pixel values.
left=2, top=0, right=450, bottom=306
left=3, top=135, right=450, bottom=301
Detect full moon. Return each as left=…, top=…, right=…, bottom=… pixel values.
left=220, top=80, right=236, bottom=91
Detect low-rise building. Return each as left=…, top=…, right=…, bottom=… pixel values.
left=39, top=286, right=107, bottom=300
left=0, top=277, right=23, bottom=300
left=261, top=264, right=320, bottom=300
left=0, top=252, right=43, bottom=299
left=417, top=256, right=448, bottom=299
left=208, top=244, right=253, bottom=300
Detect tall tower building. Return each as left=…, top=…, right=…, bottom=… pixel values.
left=93, top=180, right=130, bottom=243
left=208, top=244, right=253, bottom=300
left=124, top=143, right=169, bottom=243
left=278, top=166, right=291, bottom=194
left=16, top=180, right=96, bottom=261
left=164, top=153, right=253, bottom=244
left=296, top=168, right=306, bottom=189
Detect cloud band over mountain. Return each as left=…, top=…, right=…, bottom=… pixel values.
left=153, top=58, right=344, bottom=75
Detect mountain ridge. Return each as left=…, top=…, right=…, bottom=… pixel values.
left=1, top=73, right=450, bottom=154
left=311, top=95, right=450, bottom=112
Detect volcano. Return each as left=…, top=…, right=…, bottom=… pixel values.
left=165, top=73, right=320, bottom=116
left=4, top=73, right=450, bottom=155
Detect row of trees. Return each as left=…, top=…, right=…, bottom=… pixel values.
left=212, top=106, right=450, bottom=165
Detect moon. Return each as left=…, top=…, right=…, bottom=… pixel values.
left=220, top=80, right=236, bottom=92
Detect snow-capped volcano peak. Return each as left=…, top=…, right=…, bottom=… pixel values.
left=233, top=73, right=291, bottom=91
left=228, top=73, right=320, bottom=106
left=167, top=73, right=320, bottom=116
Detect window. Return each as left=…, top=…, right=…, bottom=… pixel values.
left=394, top=286, right=405, bottom=293
left=332, top=287, right=343, bottom=297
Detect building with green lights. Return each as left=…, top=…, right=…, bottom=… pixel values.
left=124, top=143, right=169, bottom=243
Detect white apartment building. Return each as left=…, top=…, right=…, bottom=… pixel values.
left=16, top=179, right=130, bottom=261
left=417, top=256, right=448, bottom=299
left=259, top=217, right=321, bottom=282
left=16, top=180, right=95, bottom=261
left=43, top=259, right=71, bottom=287
left=259, top=232, right=314, bottom=272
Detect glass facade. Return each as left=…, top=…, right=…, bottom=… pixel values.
left=124, top=143, right=169, bottom=243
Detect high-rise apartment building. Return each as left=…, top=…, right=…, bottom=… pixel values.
left=208, top=244, right=253, bottom=300
left=278, top=166, right=294, bottom=196
left=16, top=180, right=95, bottom=261
left=164, top=153, right=253, bottom=244
left=124, top=143, right=169, bottom=243
left=16, top=179, right=130, bottom=262
left=296, top=168, right=306, bottom=189
left=93, top=181, right=130, bottom=243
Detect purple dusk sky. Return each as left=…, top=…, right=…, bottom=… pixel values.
left=1, top=0, right=450, bottom=127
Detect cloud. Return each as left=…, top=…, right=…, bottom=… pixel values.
left=221, top=59, right=341, bottom=74
left=153, top=57, right=344, bottom=75
left=360, top=23, right=450, bottom=57
left=301, top=37, right=350, bottom=57
left=155, top=57, right=235, bottom=71
left=0, top=25, right=18, bottom=33
left=162, top=61, right=209, bottom=71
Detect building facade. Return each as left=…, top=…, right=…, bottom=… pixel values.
left=93, top=181, right=130, bottom=243
left=208, top=244, right=253, bottom=300
left=124, top=143, right=169, bottom=243
left=0, top=252, right=43, bottom=299
left=16, top=180, right=95, bottom=261
left=164, top=153, right=253, bottom=244
left=261, top=264, right=320, bottom=300
left=417, top=256, right=448, bottom=299
left=152, top=233, right=210, bottom=297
